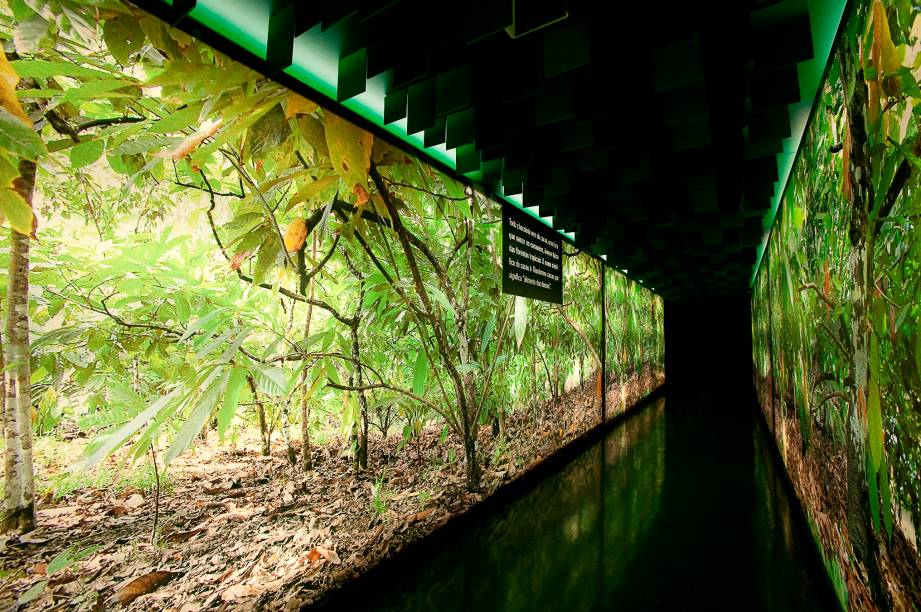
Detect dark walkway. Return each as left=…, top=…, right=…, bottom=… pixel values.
left=320, top=393, right=839, bottom=611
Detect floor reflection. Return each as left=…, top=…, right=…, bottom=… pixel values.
left=320, top=395, right=837, bottom=611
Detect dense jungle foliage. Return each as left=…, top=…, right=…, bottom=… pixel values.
left=752, top=0, right=921, bottom=608
left=0, top=0, right=663, bottom=544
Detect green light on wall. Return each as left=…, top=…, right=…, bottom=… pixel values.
left=749, top=0, right=848, bottom=286
left=149, top=0, right=569, bottom=242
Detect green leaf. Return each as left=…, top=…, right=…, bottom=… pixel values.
left=218, top=367, right=246, bottom=442
left=514, top=296, right=528, bottom=349
left=17, top=581, right=47, bottom=606
left=867, top=451, right=880, bottom=533
left=148, top=104, right=202, bottom=134
left=424, top=283, right=455, bottom=318
left=180, top=308, right=227, bottom=341
left=103, top=14, right=146, bottom=64
left=250, top=362, right=288, bottom=396
left=868, top=370, right=883, bottom=473
left=73, top=389, right=181, bottom=471
left=47, top=549, right=72, bottom=575
left=0, top=187, right=33, bottom=236
left=174, top=293, right=190, bottom=324
left=0, top=108, right=45, bottom=160
left=412, top=350, right=428, bottom=395
left=59, top=79, right=135, bottom=106
left=166, top=371, right=229, bottom=464
left=13, top=13, right=50, bottom=55
left=880, top=451, right=893, bottom=542
left=480, top=312, right=497, bottom=353
left=251, top=235, right=279, bottom=287
left=455, top=362, right=482, bottom=375
left=69, top=139, right=104, bottom=169
left=11, top=59, right=110, bottom=79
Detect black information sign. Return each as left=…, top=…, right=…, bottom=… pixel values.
left=502, top=203, right=563, bottom=304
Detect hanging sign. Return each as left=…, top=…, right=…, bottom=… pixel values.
left=502, top=203, right=563, bottom=304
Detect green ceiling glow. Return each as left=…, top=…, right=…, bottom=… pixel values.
left=749, top=0, right=848, bottom=286
left=150, top=0, right=569, bottom=241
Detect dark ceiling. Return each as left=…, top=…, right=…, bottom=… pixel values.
left=134, top=0, right=846, bottom=300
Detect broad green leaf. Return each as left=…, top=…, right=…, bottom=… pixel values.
left=424, top=283, right=455, bottom=317
left=218, top=367, right=246, bottom=441
left=166, top=370, right=229, bottom=463
left=481, top=312, right=497, bottom=352
left=73, top=389, right=181, bottom=471
left=455, top=362, right=481, bottom=375
left=251, top=235, right=279, bottom=287
left=180, top=308, right=227, bottom=341
left=412, top=350, right=428, bottom=395
left=47, top=549, right=72, bottom=575
left=69, top=139, right=104, bottom=168
left=17, top=581, right=47, bottom=606
left=148, top=104, right=202, bottom=134
left=173, top=293, right=190, bottom=324
left=13, top=13, right=50, bottom=55
left=514, top=295, right=528, bottom=349
left=59, top=79, right=136, bottom=106
left=286, top=175, right=338, bottom=211
left=11, top=59, right=110, bottom=79
left=880, top=451, right=893, bottom=541
left=868, top=369, right=883, bottom=473
left=867, top=451, right=880, bottom=533
left=250, top=362, right=288, bottom=396
left=0, top=108, right=45, bottom=160
left=102, top=14, right=146, bottom=64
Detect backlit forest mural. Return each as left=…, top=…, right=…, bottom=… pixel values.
left=751, top=0, right=921, bottom=608
left=0, top=1, right=662, bottom=607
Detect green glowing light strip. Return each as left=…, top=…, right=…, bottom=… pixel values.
left=748, top=0, right=848, bottom=286
left=151, top=0, right=571, bottom=243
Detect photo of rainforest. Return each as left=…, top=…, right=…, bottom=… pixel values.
left=0, top=1, right=663, bottom=608
left=751, top=0, right=921, bottom=609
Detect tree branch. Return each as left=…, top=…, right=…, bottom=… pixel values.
left=798, top=283, right=836, bottom=308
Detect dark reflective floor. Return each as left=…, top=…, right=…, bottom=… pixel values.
left=320, top=394, right=838, bottom=611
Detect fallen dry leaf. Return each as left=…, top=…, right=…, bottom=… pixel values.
left=124, top=494, right=145, bottom=509
left=163, top=526, right=209, bottom=543
left=109, top=570, right=177, bottom=606
left=315, top=546, right=341, bottom=565
left=404, top=508, right=434, bottom=525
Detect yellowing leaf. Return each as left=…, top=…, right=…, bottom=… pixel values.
left=157, top=118, right=222, bottom=160
left=285, top=92, right=318, bottom=119
left=0, top=50, right=31, bottom=126
left=353, top=183, right=370, bottom=206
left=872, top=0, right=901, bottom=74
left=0, top=186, right=33, bottom=235
left=324, top=111, right=372, bottom=190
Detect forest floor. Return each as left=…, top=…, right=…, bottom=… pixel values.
left=760, top=384, right=921, bottom=612
left=1, top=370, right=662, bottom=611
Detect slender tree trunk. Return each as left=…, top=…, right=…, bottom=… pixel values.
left=2, top=160, right=36, bottom=534
left=280, top=402, right=295, bottom=465
left=248, top=375, right=270, bottom=456
left=842, top=41, right=888, bottom=608
left=299, top=233, right=318, bottom=471
left=351, top=320, right=368, bottom=469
